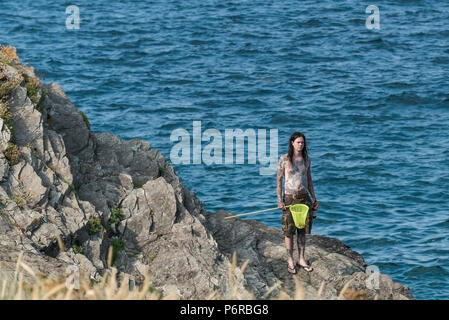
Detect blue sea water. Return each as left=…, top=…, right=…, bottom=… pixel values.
left=1, top=0, right=449, bottom=299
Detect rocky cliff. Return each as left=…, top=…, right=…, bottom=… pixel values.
left=0, top=46, right=413, bottom=300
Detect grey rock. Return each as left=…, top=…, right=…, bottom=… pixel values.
left=7, top=86, right=43, bottom=149
left=58, top=250, right=100, bottom=281
left=142, top=177, right=177, bottom=235
left=0, top=156, right=9, bottom=182
left=9, top=161, right=48, bottom=208
left=42, top=83, right=90, bottom=155
left=0, top=246, right=68, bottom=283
left=84, top=236, right=105, bottom=270
left=0, top=118, right=11, bottom=153
left=30, top=222, right=61, bottom=249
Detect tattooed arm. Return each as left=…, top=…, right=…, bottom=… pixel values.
left=277, top=156, right=285, bottom=209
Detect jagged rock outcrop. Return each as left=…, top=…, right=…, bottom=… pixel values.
left=0, top=46, right=414, bottom=299
left=205, top=210, right=413, bottom=299
left=0, top=48, right=249, bottom=298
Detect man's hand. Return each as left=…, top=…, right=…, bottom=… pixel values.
left=312, top=200, right=319, bottom=219
left=278, top=201, right=286, bottom=210
left=312, top=200, right=319, bottom=211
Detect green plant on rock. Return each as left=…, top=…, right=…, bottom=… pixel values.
left=5, top=142, right=20, bottom=166
left=108, top=208, right=124, bottom=233
left=24, top=75, right=40, bottom=105
left=72, top=243, right=85, bottom=255
left=36, top=86, right=46, bottom=113
left=80, top=110, right=90, bottom=130
left=87, top=217, right=102, bottom=236
left=22, top=73, right=46, bottom=112
left=149, top=252, right=158, bottom=262
left=158, top=165, right=165, bottom=176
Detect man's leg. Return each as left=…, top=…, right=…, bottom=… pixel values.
left=297, top=228, right=313, bottom=271
left=282, top=196, right=296, bottom=272
left=285, top=235, right=294, bottom=269
left=296, top=228, right=306, bottom=265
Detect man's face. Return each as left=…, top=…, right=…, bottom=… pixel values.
left=291, top=137, right=304, bottom=153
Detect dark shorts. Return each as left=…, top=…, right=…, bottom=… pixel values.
left=281, top=191, right=314, bottom=237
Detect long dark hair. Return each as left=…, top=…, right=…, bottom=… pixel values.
left=287, top=131, right=309, bottom=168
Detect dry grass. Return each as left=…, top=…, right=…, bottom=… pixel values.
left=343, top=288, right=372, bottom=300
left=0, top=45, right=20, bottom=65
left=0, top=251, right=163, bottom=300
left=0, top=248, right=372, bottom=300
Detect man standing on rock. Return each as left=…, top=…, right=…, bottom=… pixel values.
left=277, top=132, right=319, bottom=274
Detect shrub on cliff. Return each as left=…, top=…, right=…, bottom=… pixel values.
left=87, top=217, right=102, bottom=236
left=108, top=208, right=124, bottom=234
left=5, top=142, right=20, bottom=166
